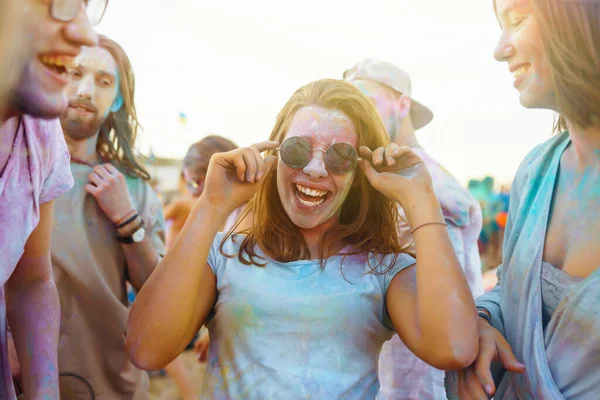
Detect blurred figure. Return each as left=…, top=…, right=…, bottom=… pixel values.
left=51, top=35, right=165, bottom=399
left=1, top=1, right=101, bottom=398
left=164, top=135, right=239, bottom=247
left=345, top=59, right=484, bottom=400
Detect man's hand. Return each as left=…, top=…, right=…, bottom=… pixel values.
left=456, top=318, right=526, bottom=399
left=85, top=164, right=135, bottom=223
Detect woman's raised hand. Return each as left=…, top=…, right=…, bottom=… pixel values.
left=359, top=143, right=434, bottom=208
left=201, top=141, right=279, bottom=214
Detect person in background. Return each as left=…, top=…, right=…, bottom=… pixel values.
left=54, top=35, right=163, bottom=399
left=164, top=135, right=239, bottom=247
left=344, top=59, right=484, bottom=400
left=447, top=0, right=600, bottom=398
left=1, top=0, right=101, bottom=397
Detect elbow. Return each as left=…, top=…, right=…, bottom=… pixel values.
left=431, top=347, right=478, bottom=371
left=125, top=333, right=166, bottom=372
left=427, top=337, right=479, bottom=371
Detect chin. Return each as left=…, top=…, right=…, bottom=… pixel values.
left=12, top=88, right=68, bottom=119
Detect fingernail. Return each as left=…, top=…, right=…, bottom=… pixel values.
left=485, top=385, right=493, bottom=395
left=387, top=157, right=394, bottom=165
left=256, top=172, right=263, bottom=180
left=515, top=362, right=526, bottom=369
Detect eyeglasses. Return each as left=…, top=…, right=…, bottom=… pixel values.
left=51, top=0, right=109, bottom=26
left=277, top=136, right=361, bottom=175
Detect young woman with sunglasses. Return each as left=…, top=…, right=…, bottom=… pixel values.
left=126, top=79, right=478, bottom=398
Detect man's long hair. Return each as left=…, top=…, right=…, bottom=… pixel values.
left=96, top=35, right=150, bottom=180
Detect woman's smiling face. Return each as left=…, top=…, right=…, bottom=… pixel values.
left=276, top=105, right=359, bottom=230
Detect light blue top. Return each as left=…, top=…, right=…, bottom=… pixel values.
left=446, top=132, right=600, bottom=399
left=201, top=233, right=416, bottom=400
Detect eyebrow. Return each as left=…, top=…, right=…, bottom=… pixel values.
left=96, top=71, right=117, bottom=81
left=498, top=1, right=529, bottom=20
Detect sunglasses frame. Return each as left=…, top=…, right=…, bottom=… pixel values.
left=276, top=136, right=362, bottom=175
left=51, top=0, right=109, bottom=26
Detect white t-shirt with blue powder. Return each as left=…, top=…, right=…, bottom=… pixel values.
left=201, top=233, right=416, bottom=399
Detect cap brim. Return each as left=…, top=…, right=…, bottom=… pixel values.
left=410, top=100, right=434, bottom=130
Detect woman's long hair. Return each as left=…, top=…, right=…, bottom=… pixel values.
left=531, top=0, right=600, bottom=132
left=223, top=79, right=407, bottom=273
left=96, top=35, right=150, bottom=180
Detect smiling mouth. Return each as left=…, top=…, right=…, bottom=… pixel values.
left=294, top=183, right=331, bottom=208
left=39, top=55, right=72, bottom=78
left=513, top=64, right=531, bottom=80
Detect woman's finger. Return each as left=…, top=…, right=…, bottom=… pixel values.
left=372, top=147, right=386, bottom=166
left=384, top=143, right=401, bottom=165
left=359, top=146, right=373, bottom=159
left=250, top=140, right=280, bottom=153
left=249, top=146, right=266, bottom=181
left=241, top=148, right=258, bottom=183
left=226, top=152, right=247, bottom=182
left=466, top=367, right=489, bottom=399
left=474, top=337, right=498, bottom=397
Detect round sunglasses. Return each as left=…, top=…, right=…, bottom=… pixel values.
left=277, top=136, right=361, bottom=175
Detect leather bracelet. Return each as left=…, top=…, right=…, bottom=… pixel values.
left=115, top=211, right=139, bottom=229
left=477, top=310, right=493, bottom=326
left=410, top=221, right=447, bottom=234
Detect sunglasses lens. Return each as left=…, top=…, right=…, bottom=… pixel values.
left=52, top=0, right=80, bottom=22
left=325, top=143, right=358, bottom=174
left=86, top=0, right=108, bottom=25
left=280, top=137, right=311, bottom=169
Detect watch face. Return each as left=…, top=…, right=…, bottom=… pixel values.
left=132, top=227, right=146, bottom=243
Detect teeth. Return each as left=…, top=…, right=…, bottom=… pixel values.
left=298, top=197, right=325, bottom=207
left=513, top=65, right=529, bottom=79
left=40, top=55, right=72, bottom=68
left=295, top=184, right=328, bottom=198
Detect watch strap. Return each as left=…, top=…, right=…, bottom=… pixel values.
left=116, top=219, right=145, bottom=244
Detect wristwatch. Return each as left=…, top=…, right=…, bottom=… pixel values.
left=116, top=219, right=146, bottom=244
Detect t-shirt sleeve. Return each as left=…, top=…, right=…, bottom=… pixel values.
left=207, top=232, right=227, bottom=279
left=39, top=119, right=74, bottom=204
left=139, top=182, right=166, bottom=257
left=377, top=252, right=416, bottom=330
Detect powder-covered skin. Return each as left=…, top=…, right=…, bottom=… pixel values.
left=0, top=116, right=73, bottom=399
left=202, top=233, right=416, bottom=399
left=277, top=106, right=357, bottom=230
left=446, top=133, right=600, bottom=399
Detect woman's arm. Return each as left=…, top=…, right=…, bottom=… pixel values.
left=125, top=199, right=224, bottom=370
left=126, top=141, right=278, bottom=371
left=359, top=144, right=478, bottom=370
left=386, top=194, right=478, bottom=371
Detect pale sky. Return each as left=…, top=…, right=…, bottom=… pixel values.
left=97, top=0, right=555, bottom=186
